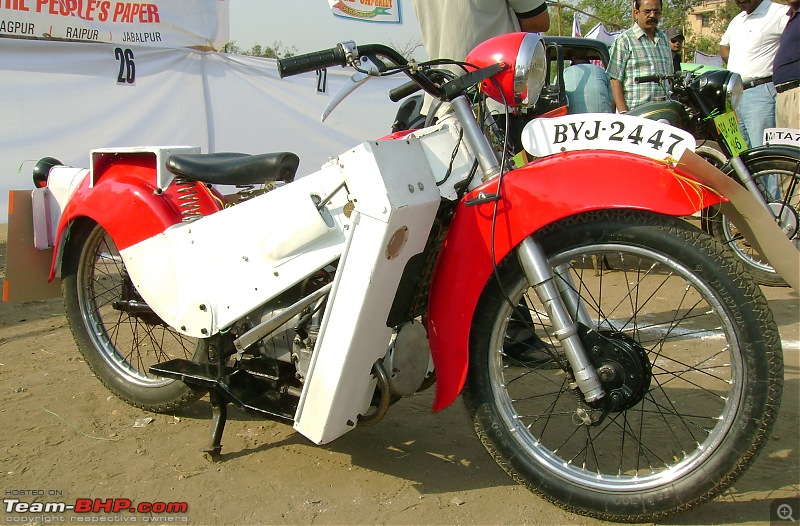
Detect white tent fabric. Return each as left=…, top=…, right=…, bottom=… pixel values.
left=0, top=0, right=229, bottom=50
left=572, top=12, right=583, bottom=37
left=0, top=38, right=407, bottom=221
left=584, top=22, right=622, bottom=45
left=694, top=50, right=724, bottom=68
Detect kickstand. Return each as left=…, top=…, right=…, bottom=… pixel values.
left=203, top=390, right=227, bottom=461
left=201, top=334, right=228, bottom=462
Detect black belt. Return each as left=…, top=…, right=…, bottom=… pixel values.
left=743, top=76, right=773, bottom=89
left=775, top=79, right=800, bottom=94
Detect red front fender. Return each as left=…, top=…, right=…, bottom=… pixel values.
left=50, top=153, right=221, bottom=280
left=426, top=150, right=723, bottom=411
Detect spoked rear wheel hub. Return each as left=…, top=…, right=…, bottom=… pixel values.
left=768, top=200, right=799, bottom=239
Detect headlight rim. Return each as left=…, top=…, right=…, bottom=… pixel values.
left=725, top=72, right=743, bottom=111
left=513, top=34, right=547, bottom=108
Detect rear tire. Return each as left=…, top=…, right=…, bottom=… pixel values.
left=708, top=154, right=800, bottom=287
left=695, top=141, right=728, bottom=234
left=695, top=140, right=728, bottom=168
left=62, top=222, right=205, bottom=412
left=463, top=210, right=782, bottom=522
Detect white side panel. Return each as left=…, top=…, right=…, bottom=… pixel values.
left=119, top=165, right=349, bottom=337
left=294, top=139, right=440, bottom=445
left=35, top=166, right=91, bottom=247
left=409, top=118, right=476, bottom=201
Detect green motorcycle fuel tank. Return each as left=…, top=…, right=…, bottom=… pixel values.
left=627, top=100, right=690, bottom=129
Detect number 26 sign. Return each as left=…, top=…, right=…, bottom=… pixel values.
left=114, top=47, right=136, bottom=85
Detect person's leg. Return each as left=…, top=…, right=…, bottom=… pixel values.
left=737, top=83, right=779, bottom=198
left=736, top=83, right=777, bottom=148
left=776, top=87, right=800, bottom=129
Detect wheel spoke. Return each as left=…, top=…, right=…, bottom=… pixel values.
left=77, top=227, right=197, bottom=388
left=486, top=231, right=744, bottom=487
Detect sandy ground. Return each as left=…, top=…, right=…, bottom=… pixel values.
left=0, top=224, right=798, bottom=526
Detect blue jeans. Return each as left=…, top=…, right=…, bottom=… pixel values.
left=736, top=82, right=779, bottom=199
left=735, top=82, right=777, bottom=148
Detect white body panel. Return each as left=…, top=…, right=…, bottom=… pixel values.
left=295, top=139, right=440, bottom=444
left=82, top=130, right=459, bottom=444
left=31, top=167, right=90, bottom=249
left=119, top=166, right=349, bottom=337
left=405, top=117, right=479, bottom=201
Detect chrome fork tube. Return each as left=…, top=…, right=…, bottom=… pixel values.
left=553, top=263, right=593, bottom=327
left=517, top=237, right=605, bottom=402
left=730, top=156, right=771, bottom=210
left=450, top=95, right=502, bottom=182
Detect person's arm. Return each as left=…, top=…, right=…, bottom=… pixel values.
left=515, top=0, right=550, bottom=33
left=610, top=79, right=628, bottom=113
left=604, top=75, right=617, bottom=113
left=517, top=10, right=550, bottom=32
left=719, top=24, right=731, bottom=65
left=606, top=37, right=628, bottom=112
left=719, top=45, right=730, bottom=64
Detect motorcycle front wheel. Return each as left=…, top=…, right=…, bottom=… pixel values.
left=464, top=210, right=782, bottom=522
left=62, top=221, right=205, bottom=412
left=708, top=154, right=800, bottom=287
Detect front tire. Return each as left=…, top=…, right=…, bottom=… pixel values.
left=62, top=221, right=204, bottom=412
left=463, top=210, right=782, bottom=522
left=708, top=155, right=800, bottom=287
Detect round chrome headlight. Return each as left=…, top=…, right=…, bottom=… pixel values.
left=513, top=34, right=547, bottom=108
left=725, top=72, right=743, bottom=111
left=465, top=32, right=547, bottom=109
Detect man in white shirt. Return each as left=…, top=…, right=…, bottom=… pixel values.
left=720, top=0, right=788, bottom=148
left=411, top=0, right=549, bottom=121
left=412, top=0, right=550, bottom=71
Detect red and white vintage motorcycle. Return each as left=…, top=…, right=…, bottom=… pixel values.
left=21, top=34, right=795, bottom=521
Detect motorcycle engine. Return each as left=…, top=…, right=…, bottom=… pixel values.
left=250, top=269, right=332, bottom=383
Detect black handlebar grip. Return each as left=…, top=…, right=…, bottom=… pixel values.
left=389, top=80, right=423, bottom=102
left=635, top=74, right=661, bottom=84
left=278, top=45, right=347, bottom=78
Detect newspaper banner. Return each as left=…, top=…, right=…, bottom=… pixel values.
left=0, top=0, right=229, bottom=49
left=329, top=0, right=401, bottom=23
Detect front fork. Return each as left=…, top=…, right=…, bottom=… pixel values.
left=730, top=156, right=772, bottom=210
left=450, top=93, right=605, bottom=403
left=516, top=237, right=605, bottom=403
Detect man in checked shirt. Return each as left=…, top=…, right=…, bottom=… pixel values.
left=606, top=0, right=674, bottom=113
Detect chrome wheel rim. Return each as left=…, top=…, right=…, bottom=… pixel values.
left=720, top=169, right=799, bottom=274
left=489, top=243, right=743, bottom=492
left=76, top=227, right=196, bottom=387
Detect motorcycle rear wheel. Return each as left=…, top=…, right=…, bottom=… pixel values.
left=463, top=210, right=782, bottom=522
left=695, top=140, right=728, bottom=168
left=708, top=155, right=800, bottom=287
left=62, top=221, right=205, bottom=412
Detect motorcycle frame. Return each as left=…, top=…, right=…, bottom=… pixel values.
left=34, top=104, right=722, bottom=446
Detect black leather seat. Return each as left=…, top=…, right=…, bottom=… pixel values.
left=167, top=152, right=300, bottom=186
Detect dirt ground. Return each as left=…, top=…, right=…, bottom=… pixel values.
left=0, top=224, right=798, bottom=526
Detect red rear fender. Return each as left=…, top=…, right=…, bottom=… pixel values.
left=50, top=154, right=221, bottom=280
left=426, top=150, right=722, bottom=411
